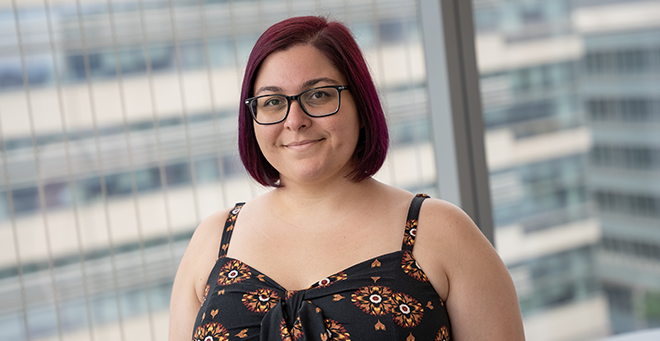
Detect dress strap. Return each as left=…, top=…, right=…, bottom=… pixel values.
left=402, top=194, right=429, bottom=251
left=218, top=203, right=245, bottom=258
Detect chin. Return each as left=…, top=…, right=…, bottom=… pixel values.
left=278, top=167, right=344, bottom=185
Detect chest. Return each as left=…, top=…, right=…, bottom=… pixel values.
left=226, top=210, right=406, bottom=291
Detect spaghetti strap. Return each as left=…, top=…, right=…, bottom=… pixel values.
left=401, top=194, right=429, bottom=251
left=218, top=203, right=245, bottom=258
left=196, top=193, right=451, bottom=340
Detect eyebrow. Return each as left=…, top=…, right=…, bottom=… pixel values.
left=255, top=77, right=339, bottom=96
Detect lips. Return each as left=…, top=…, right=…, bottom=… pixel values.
left=284, top=139, right=323, bottom=148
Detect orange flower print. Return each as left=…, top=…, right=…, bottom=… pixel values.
left=391, top=292, right=424, bottom=328
left=401, top=251, right=429, bottom=282
left=223, top=205, right=242, bottom=230
left=404, top=219, right=418, bottom=246
left=315, top=271, right=348, bottom=288
left=217, top=260, right=251, bottom=286
left=435, top=326, right=450, bottom=341
left=242, top=288, right=281, bottom=313
left=292, top=317, right=304, bottom=341
left=280, top=317, right=303, bottom=341
left=235, top=329, right=248, bottom=338
left=192, top=321, right=229, bottom=341
left=351, top=286, right=393, bottom=316
left=201, top=284, right=210, bottom=306
left=324, top=319, right=351, bottom=341
left=285, top=290, right=298, bottom=300
left=280, top=319, right=292, bottom=341
left=227, top=206, right=242, bottom=223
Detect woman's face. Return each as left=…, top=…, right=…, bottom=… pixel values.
left=252, top=44, right=361, bottom=186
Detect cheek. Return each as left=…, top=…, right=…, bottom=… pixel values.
left=332, top=117, right=361, bottom=154
left=253, top=126, right=275, bottom=150
left=346, top=110, right=362, bottom=145
left=253, top=127, right=279, bottom=166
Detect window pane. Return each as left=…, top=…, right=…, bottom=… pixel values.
left=0, top=1, right=433, bottom=340
left=474, top=0, right=660, bottom=338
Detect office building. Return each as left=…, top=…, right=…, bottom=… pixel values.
left=474, top=1, right=607, bottom=339
left=574, top=0, right=660, bottom=333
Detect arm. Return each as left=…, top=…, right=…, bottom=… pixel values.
left=415, top=199, right=525, bottom=340
left=169, top=209, right=230, bottom=341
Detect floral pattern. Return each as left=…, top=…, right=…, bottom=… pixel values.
left=217, top=259, right=251, bottom=286
left=280, top=319, right=292, bottom=341
left=279, top=317, right=303, bottom=341
left=292, top=317, right=304, bottom=340
left=401, top=251, right=428, bottom=282
left=192, top=321, right=229, bottom=341
left=242, top=288, right=280, bottom=313
left=227, top=206, right=241, bottom=224
left=194, top=195, right=451, bottom=341
left=391, top=292, right=424, bottom=328
left=404, top=219, right=418, bottom=246
left=435, top=326, right=451, bottom=341
left=325, top=319, right=351, bottom=340
left=351, top=285, right=393, bottom=316
left=285, top=290, right=298, bottom=300
left=314, top=271, right=348, bottom=289
left=201, top=284, right=210, bottom=306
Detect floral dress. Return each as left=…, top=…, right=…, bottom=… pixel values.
left=192, top=194, right=452, bottom=341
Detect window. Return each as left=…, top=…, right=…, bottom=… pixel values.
left=587, top=98, right=659, bottom=122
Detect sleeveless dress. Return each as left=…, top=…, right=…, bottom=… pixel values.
left=192, top=194, right=452, bottom=341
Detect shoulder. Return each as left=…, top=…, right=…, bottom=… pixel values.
left=415, top=197, right=489, bottom=252
left=188, top=207, right=234, bottom=258
left=412, top=198, right=493, bottom=298
left=414, top=198, right=525, bottom=340
left=176, top=206, right=236, bottom=300
left=415, top=197, right=498, bottom=277
left=417, top=197, right=474, bottom=227
left=192, top=206, right=237, bottom=244
left=169, top=206, right=236, bottom=340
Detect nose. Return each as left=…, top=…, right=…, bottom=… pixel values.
left=284, top=98, right=312, bottom=131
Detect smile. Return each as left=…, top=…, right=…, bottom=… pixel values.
left=284, top=139, right=323, bottom=150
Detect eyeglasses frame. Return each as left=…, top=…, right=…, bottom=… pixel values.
left=245, top=85, right=350, bottom=125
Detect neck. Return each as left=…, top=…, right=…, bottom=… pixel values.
left=269, top=176, right=379, bottom=218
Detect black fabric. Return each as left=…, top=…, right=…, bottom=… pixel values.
left=192, top=194, right=452, bottom=341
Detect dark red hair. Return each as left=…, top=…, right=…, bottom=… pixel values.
left=238, top=16, right=389, bottom=187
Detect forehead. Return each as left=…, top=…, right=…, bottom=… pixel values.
left=254, top=44, right=346, bottom=92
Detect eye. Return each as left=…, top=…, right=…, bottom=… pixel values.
left=263, top=97, right=282, bottom=107
left=309, top=90, right=330, bottom=99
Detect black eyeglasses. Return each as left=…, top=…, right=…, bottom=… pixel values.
left=245, top=85, right=349, bottom=125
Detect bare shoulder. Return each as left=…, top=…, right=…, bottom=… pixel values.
left=177, top=207, right=234, bottom=301
left=416, top=198, right=494, bottom=261
left=190, top=207, right=233, bottom=252
left=169, top=206, right=234, bottom=341
left=413, top=198, right=525, bottom=340
left=416, top=197, right=480, bottom=235
left=412, top=198, right=492, bottom=299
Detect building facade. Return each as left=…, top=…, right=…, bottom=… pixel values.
left=574, top=0, right=660, bottom=333
left=474, top=1, right=607, bottom=339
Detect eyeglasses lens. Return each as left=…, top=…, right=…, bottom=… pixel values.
left=251, top=87, right=341, bottom=124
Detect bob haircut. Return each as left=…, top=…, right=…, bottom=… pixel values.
left=238, top=16, right=389, bottom=187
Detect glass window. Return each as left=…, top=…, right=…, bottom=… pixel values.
left=475, top=0, right=660, bottom=338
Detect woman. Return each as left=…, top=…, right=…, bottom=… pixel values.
left=170, top=16, right=524, bottom=341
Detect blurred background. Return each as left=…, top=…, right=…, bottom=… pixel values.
left=0, top=0, right=658, bottom=340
